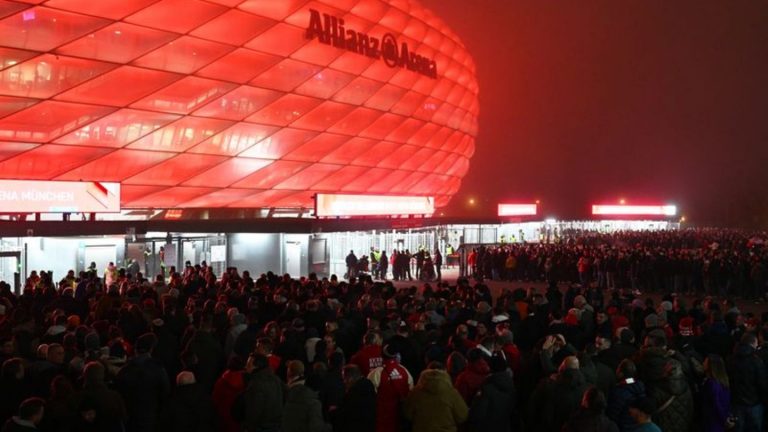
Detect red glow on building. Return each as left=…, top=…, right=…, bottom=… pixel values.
left=0, top=0, right=478, bottom=211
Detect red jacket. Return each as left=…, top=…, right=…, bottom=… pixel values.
left=212, top=370, right=245, bottom=432
left=454, top=359, right=490, bottom=404
left=502, top=343, right=522, bottom=375
left=351, top=344, right=383, bottom=376
left=267, top=354, right=281, bottom=373
left=369, top=359, right=413, bottom=432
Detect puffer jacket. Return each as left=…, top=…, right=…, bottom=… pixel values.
left=468, top=370, right=519, bottom=432
left=727, top=342, right=768, bottom=406
left=404, top=369, right=468, bottom=432
left=212, top=369, right=245, bottom=432
left=606, top=379, right=646, bottom=432
left=242, top=367, right=286, bottom=432
left=635, top=348, right=693, bottom=432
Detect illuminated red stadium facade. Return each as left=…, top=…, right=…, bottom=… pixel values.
left=0, top=0, right=478, bottom=212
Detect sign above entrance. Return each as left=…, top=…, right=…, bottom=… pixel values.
left=306, top=8, right=438, bottom=79
left=0, top=180, right=120, bottom=213
left=315, top=194, right=435, bottom=218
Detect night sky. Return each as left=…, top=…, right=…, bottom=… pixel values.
left=421, top=0, right=768, bottom=227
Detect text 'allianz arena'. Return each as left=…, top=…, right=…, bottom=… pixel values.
left=0, top=0, right=478, bottom=210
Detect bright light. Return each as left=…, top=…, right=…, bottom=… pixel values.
left=535, top=199, right=541, bottom=205
left=468, top=198, right=476, bottom=205
left=315, top=194, right=434, bottom=217
left=592, top=205, right=677, bottom=216
left=498, top=203, right=537, bottom=216
left=0, top=180, right=120, bottom=213
left=619, top=198, right=626, bottom=205
left=545, top=218, right=557, bottom=224
left=680, top=216, right=686, bottom=222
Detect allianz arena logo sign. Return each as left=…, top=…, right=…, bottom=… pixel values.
left=306, top=9, right=438, bottom=79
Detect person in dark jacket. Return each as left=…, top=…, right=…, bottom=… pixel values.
left=2, top=397, right=45, bottom=432
left=563, top=386, right=619, bottom=432
left=76, top=362, right=126, bottom=432
left=528, top=356, right=589, bottom=432
left=241, top=353, right=285, bottom=432
left=282, top=360, right=330, bottom=432
left=726, top=332, right=768, bottom=432
left=468, top=353, right=519, bottom=432
left=634, top=333, right=693, bottom=432
left=333, top=364, right=376, bottom=432
left=159, top=371, right=215, bottom=432
left=0, top=359, right=30, bottom=427
left=606, top=359, right=646, bottom=432
left=115, top=332, right=171, bottom=432
left=182, top=316, right=224, bottom=393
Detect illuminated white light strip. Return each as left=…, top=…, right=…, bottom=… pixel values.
left=315, top=194, right=434, bottom=217
left=592, top=205, right=677, bottom=216
left=498, top=203, right=537, bottom=216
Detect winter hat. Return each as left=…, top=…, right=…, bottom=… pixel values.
left=678, top=317, right=695, bottom=337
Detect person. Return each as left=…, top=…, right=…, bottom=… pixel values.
left=345, top=251, right=357, bottom=280
left=0, top=359, right=29, bottom=426
left=115, top=333, right=171, bottom=432
left=212, top=357, right=247, bottom=432
left=350, top=331, right=383, bottom=377
left=726, top=332, right=768, bottom=432
left=700, top=354, right=732, bottom=432
left=241, top=353, right=285, bottom=432
left=467, top=353, right=519, bottom=432
left=104, top=262, right=117, bottom=287
left=562, top=386, right=619, bottom=432
left=159, top=371, right=215, bottom=432
left=2, top=397, right=45, bottom=432
left=76, top=362, right=127, bottom=432
left=368, top=345, right=413, bottom=432
left=527, top=355, right=588, bottom=432
left=454, top=348, right=490, bottom=405
left=606, top=359, right=646, bottom=432
left=403, top=362, right=468, bottom=432
left=627, top=397, right=662, bottom=432
left=282, top=360, right=330, bottom=432
left=379, top=251, right=388, bottom=280
left=434, top=249, right=443, bottom=281
left=334, top=364, right=376, bottom=432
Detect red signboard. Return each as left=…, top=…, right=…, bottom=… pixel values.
left=0, top=180, right=120, bottom=213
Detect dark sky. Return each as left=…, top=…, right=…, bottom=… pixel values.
left=421, top=0, right=768, bottom=227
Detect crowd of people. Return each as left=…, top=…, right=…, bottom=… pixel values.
left=0, top=228, right=766, bottom=432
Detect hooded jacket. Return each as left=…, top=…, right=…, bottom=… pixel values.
left=212, top=369, right=245, bottom=432
left=454, top=359, right=490, bottom=404
left=404, top=369, right=468, bottom=432
left=242, top=367, right=286, bottom=432
left=468, top=370, right=519, bottom=432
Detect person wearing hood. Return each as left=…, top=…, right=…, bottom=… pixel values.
left=606, top=359, right=646, bottom=432
left=634, top=332, right=693, bottom=432
left=282, top=360, right=330, bottom=432
left=468, top=353, right=519, bottom=432
left=212, top=357, right=246, bottom=432
left=454, top=348, right=490, bottom=405
left=404, top=362, right=468, bottom=432
left=159, top=371, right=215, bottom=432
left=726, top=332, right=768, bottom=432
left=563, top=386, right=619, bottom=432
left=528, top=355, right=589, bottom=432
